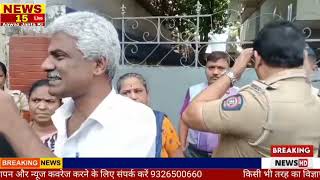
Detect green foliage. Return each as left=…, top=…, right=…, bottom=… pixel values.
left=177, top=0, right=229, bottom=41
left=143, top=0, right=230, bottom=41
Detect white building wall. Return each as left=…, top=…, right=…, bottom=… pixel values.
left=240, top=0, right=297, bottom=41
left=296, top=0, right=320, bottom=20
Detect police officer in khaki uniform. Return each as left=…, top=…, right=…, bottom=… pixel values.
left=182, top=21, right=320, bottom=157
left=0, top=62, right=29, bottom=113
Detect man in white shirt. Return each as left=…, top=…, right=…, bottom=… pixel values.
left=0, top=11, right=156, bottom=157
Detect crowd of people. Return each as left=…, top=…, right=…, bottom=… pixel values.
left=0, top=11, right=319, bottom=158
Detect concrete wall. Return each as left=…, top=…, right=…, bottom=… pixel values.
left=241, top=10, right=260, bottom=41
left=46, top=0, right=172, bottom=45
left=296, top=0, right=320, bottom=20
left=49, top=0, right=165, bottom=38
left=241, top=0, right=297, bottom=41
left=259, top=0, right=296, bottom=26
left=55, top=0, right=152, bottom=19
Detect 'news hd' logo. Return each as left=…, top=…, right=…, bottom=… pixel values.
left=268, top=145, right=314, bottom=169
left=0, top=3, right=46, bottom=26
left=273, top=158, right=309, bottom=168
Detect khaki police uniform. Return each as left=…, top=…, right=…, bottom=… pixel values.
left=4, top=88, right=29, bottom=112
left=202, top=69, right=320, bottom=157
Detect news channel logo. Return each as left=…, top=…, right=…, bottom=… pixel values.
left=0, top=3, right=46, bottom=26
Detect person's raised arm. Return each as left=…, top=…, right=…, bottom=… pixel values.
left=0, top=90, right=55, bottom=157
left=182, top=49, right=253, bottom=131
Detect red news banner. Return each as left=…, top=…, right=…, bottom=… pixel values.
left=0, top=169, right=319, bottom=180
left=243, top=169, right=320, bottom=179
left=271, top=145, right=314, bottom=157
left=0, top=3, right=46, bottom=26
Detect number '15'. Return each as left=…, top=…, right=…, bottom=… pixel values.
left=16, top=15, right=28, bottom=22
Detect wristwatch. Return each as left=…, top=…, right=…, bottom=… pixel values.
left=224, top=69, right=237, bottom=86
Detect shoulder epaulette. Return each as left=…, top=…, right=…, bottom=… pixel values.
left=250, top=80, right=277, bottom=94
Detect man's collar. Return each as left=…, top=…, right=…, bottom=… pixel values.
left=51, top=97, right=74, bottom=129
left=52, top=89, right=116, bottom=128
left=262, top=68, right=306, bottom=85
left=87, top=89, right=116, bottom=127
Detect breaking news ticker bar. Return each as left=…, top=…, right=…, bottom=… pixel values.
left=0, top=158, right=260, bottom=169
left=0, top=169, right=258, bottom=180
left=4, top=157, right=320, bottom=169
left=63, top=158, right=261, bottom=169
left=1, top=168, right=320, bottom=179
